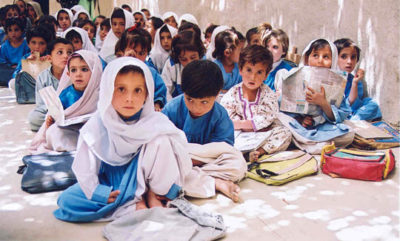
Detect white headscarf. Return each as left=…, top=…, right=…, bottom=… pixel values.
left=299, top=38, right=339, bottom=71
left=99, top=8, right=134, bottom=61
left=55, top=8, right=73, bottom=25
left=133, top=11, right=147, bottom=22
left=205, top=25, right=230, bottom=61
left=79, top=57, right=189, bottom=166
left=71, top=5, right=85, bottom=13
left=149, top=24, right=178, bottom=73
left=178, top=13, right=198, bottom=26
left=29, top=50, right=103, bottom=153
left=62, top=27, right=98, bottom=53
left=95, top=24, right=102, bottom=51
left=73, top=8, right=91, bottom=22
left=162, top=11, right=178, bottom=27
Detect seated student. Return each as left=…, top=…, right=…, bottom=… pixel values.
left=29, top=50, right=102, bottom=154
left=26, top=1, right=43, bottom=25
left=62, top=27, right=97, bottom=53
left=221, top=45, right=292, bottom=161
left=54, top=57, right=191, bottom=222
left=245, top=27, right=261, bottom=46
left=72, top=8, right=90, bottom=23
left=278, top=39, right=354, bottom=154
left=28, top=38, right=73, bottom=131
left=162, top=30, right=205, bottom=100
left=212, top=29, right=243, bottom=93
left=133, top=11, right=146, bottom=29
left=178, top=22, right=201, bottom=38
left=147, top=16, right=164, bottom=45
left=334, top=38, right=382, bottom=121
left=118, top=27, right=167, bottom=111
left=141, top=8, right=151, bottom=19
left=93, top=15, right=106, bottom=30
left=95, top=17, right=110, bottom=51
left=99, top=7, right=134, bottom=62
left=37, top=15, right=58, bottom=35
left=0, top=18, right=30, bottom=86
left=162, top=60, right=247, bottom=202
left=262, top=28, right=295, bottom=91
left=149, top=24, right=177, bottom=73
left=55, top=8, right=73, bottom=37
left=78, top=19, right=96, bottom=43
left=120, top=4, right=132, bottom=13
left=178, top=13, right=198, bottom=27
left=203, top=24, right=218, bottom=49
left=162, top=11, right=178, bottom=28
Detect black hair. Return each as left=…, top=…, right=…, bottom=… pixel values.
left=100, top=18, right=111, bottom=30
left=47, top=37, right=72, bottom=54
left=37, top=15, right=57, bottom=27
left=178, top=22, right=201, bottom=39
left=78, top=19, right=95, bottom=30
left=204, top=24, right=218, bottom=37
left=65, top=29, right=82, bottom=43
left=117, top=65, right=145, bottom=87
left=150, top=16, right=163, bottom=30
left=5, top=17, right=25, bottom=33
left=171, top=30, right=205, bottom=63
left=141, top=8, right=150, bottom=14
left=304, top=39, right=330, bottom=59
left=119, top=27, right=152, bottom=53
left=245, top=27, right=258, bottom=44
left=111, top=8, right=125, bottom=20
left=4, top=4, right=21, bottom=18
left=334, top=38, right=361, bottom=61
left=232, top=27, right=245, bottom=42
left=239, top=45, right=273, bottom=74
left=94, top=15, right=106, bottom=21
left=160, top=24, right=170, bottom=34
left=212, top=30, right=239, bottom=60
left=181, top=60, right=223, bottom=98
left=120, top=4, right=132, bottom=13
left=26, top=24, right=52, bottom=44
left=67, top=52, right=84, bottom=70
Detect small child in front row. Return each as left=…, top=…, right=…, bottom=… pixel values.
left=162, top=60, right=247, bottom=202
left=28, top=38, right=73, bottom=131
left=221, top=45, right=292, bottom=161
left=334, top=38, right=382, bottom=121
left=29, top=50, right=102, bottom=154
left=54, top=57, right=191, bottom=222
left=262, top=28, right=295, bottom=91
left=0, top=17, right=30, bottom=86
left=278, top=39, right=354, bottom=154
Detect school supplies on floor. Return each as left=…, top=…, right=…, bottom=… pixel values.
left=247, top=150, right=318, bottom=185
left=234, top=131, right=272, bottom=153
left=17, top=151, right=76, bottom=193
left=321, top=143, right=395, bottom=181
left=350, top=121, right=400, bottom=150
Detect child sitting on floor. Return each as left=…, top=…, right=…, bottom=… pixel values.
left=29, top=50, right=102, bottom=154
left=55, top=8, right=73, bottom=36
left=28, top=38, right=73, bottom=131
left=278, top=39, right=354, bottom=154
left=62, top=27, right=98, bottom=52
left=221, top=45, right=292, bottom=161
left=54, top=57, right=191, bottom=222
left=0, top=17, right=30, bottom=86
left=334, top=38, right=382, bottom=121
left=162, top=60, right=247, bottom=202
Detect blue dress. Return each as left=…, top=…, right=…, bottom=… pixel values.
left=0, top=39, right=30, bottom=66
left=162, top=95, right=234, bottom=145
left=344, top=74, right=382, bottom=121
left=146, top=62, right=167, bottom=107
left=264, top=60, right=294, bottom=91
left=59, top=85, right=84, bottom=109
left=213, top=59, right=242, bottom=91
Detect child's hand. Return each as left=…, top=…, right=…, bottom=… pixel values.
left=353, top=69, right=365, bottom=83
left=306, top=86, right=326, bottom=106
left=45, top=116, right=54, bottom=128
left=107, top=190, right=120, bottom=203
left=301, top=115, right=314, bottom=128
left=154, top=103, right=162, bottom=112
left=39, top=55, right=50, bottom=62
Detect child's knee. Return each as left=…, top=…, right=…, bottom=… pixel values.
left=28, top=110, right=46, bottom=131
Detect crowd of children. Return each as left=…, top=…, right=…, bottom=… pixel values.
left=0, top=2, right=383, bottom=223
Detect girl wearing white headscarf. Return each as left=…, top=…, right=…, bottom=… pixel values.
left=205, top=25, right=230, bottom=61
left=62, top=27, right=98, bottom=53
left=26, top=1, right=43, bottom=24
left=53, top=57, right=192, bottom=222
left=149, top=24, right=178, bottom=73
left=277, top=38, right=354, bottom=154
left=99, top=8, right=134, bottom=62
left=55, top=8, right=73, bottom=37
left=133, top=11, right=147, bottom=29
left=178, top=13, right=198, bottom=27
left=70, top=5, right=85, bottom=15
left=162, top=11, right=178, bottom=28
left=29, top=50, right=103, bottom=154
left=72, top=8, right=90, bottom=23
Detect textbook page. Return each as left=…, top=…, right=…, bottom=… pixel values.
left=21, top=52, right=51, bottom=80
left=280, top=66, right=347, bottom=115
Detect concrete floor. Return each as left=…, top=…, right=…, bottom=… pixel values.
left=0, top=87, right=399, bottom=241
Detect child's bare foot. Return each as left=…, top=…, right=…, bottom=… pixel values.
left=215, top=178, right=240, bottom=203
left=135, top=199, right=148, bottom=210
left=147, top=189, right=164, bottom=208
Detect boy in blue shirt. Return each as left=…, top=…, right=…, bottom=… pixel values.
left=162, top=60, right=246, bottom=202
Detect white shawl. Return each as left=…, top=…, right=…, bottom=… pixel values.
left=149, top=24, right=178, bottom=73
left=178, top=13, right=198, bottom=26
left=62, top=27, right=98, bottom=53
left=205, top=25, right=230, bottom=61
left=72, top=8, right=90, bottom=22
left=162, top=11, right=179, bottom=27
left=299, top=38, right=339, bottom=71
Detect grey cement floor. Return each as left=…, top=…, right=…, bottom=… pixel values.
left=0, top=87, right=399, bottom=241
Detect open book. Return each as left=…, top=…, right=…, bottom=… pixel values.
left=343, top=120, right=393, bottom=139
left=39, top=86, right=92, bottom=127
left=234, top=131, right=272, bottom=153
left=280, top=66, right=347, bottom=115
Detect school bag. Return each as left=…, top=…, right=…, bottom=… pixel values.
left=17, top=151, right=76, bottom=193
left=351, top=121, right=400, bottom=150
left=321, top=143, right=395, bottom=181
left=247, top=150, right=318, bottom=185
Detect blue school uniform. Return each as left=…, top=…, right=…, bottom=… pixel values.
left=0, top=28, right=5, bottom=44
left=264, top=59, right=294, bottom=91
left=146, top=62, right=167, bottom=107
left=162, top=95, right=234, bottom=145
left=0, top=39, right=30, bottom=66
left=344, top=74, right=382, bottom=121
left=59, top=85, right=84, bottom=109
left=213, top=59, right=242, bottom=91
